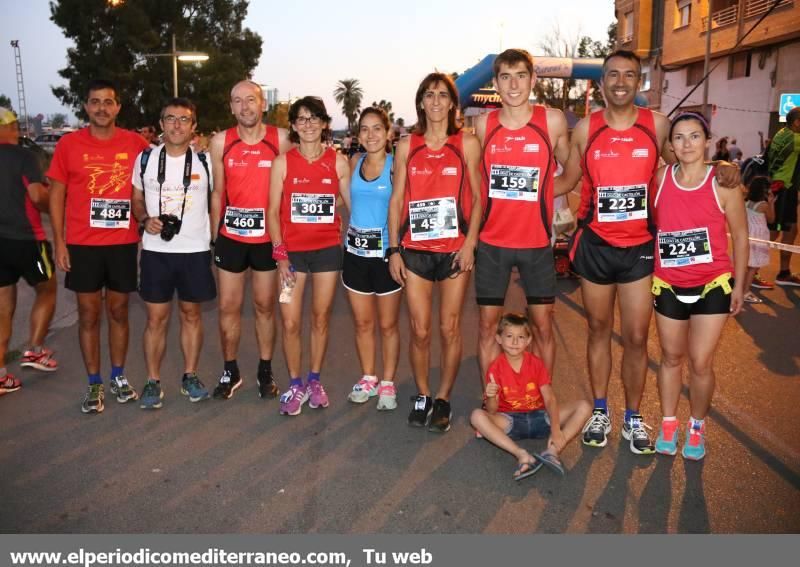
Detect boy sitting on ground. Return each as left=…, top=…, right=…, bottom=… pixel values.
left=470, top=313, right=591, bottom=481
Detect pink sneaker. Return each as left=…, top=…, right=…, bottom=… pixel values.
left=376, top=381, right=397, bottom=411
left=279, top=384, right=308, bottom=416
left=20, top=348, right=58, bottom=372
left=307, top=380, right=329, bottom=409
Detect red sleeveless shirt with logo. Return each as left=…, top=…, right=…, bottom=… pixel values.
left=577, top=107, right=659, bottom=247
left=219, top=125, right=280, bottom=243
left=280, top=147, right=341, bottom=252
left=480, top=106, right=555, bottom=249
left=400, top=131, right=471, bottom=253
left=653, top=164, right=732, bottom=287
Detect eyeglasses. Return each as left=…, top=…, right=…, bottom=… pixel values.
left=294, top=115, right=322, bottom=126
left=163, top=115, right=192, bottom=125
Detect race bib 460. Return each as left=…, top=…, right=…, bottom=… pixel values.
left=224, top=207, right=265, bottom=237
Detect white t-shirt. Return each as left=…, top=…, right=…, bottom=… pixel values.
left=133, top=144, right=212, bottom=253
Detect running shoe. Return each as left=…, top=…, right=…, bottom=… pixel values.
left=428, top=398, right=452, bottom=433
left=376, top=381, right=397, bottom=411
left=655, top=419, right=680, bottom=456
left=81, top=384, right=104, bottom=414
left=622, top=413, right=656, bottom=455
left=109, top=375, right=138, bottom=403
left=181, top=373, right=209, bottom=402
left=140, top=381, right=164, bottom=409
left=407, top=394, right=433, bottom=427
left=307, top=380, right=329, bottom=409
left=257, top=369, right=279, bottom=399
left=775, top=273, right=800, bottom=287
left=19, top=348, right=58, bottom=372
left=348, top=377, right=378, bottom=404
left=582, top=409, right=611, bottom=447
left=682, top=420, right=706, bottom=461
left=0, top=374, right=22, bottom=395
left=212, top=370, right=242, bottom=400
left=751, top=274, right=774, bottom=289
left=279, top=383, right=308, bottom=416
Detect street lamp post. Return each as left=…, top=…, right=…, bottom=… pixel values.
left=144, top=34, right=209, bottom=97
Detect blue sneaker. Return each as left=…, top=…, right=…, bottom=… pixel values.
left=682, top=421, right=706, bottom=461
left=181, top=373, right=209, bottom=402
left=655, top=419, right=679, bottom=456
left=140, top=380, right=164, bottom=409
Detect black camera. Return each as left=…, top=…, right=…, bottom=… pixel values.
left=159, top=214, right=182, bottom=241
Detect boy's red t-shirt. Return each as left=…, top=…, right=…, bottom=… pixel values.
left=485, top=351, right=551, bottom=413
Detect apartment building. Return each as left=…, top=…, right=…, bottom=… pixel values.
left=616, top=0, right=800, bottom=159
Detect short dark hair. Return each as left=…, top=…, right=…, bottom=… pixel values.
left=86, top=79, right=119, bottom=102
left=414, top=72, right=460, bottom=136
left=496, top=312, right=532, bottom=336
left=602, top=49, right=642, bottom=78
left=160, top=97, right=197, bottom=124
left=493, top=48, right=534, bottom=77
left=787, top=106, right=800, bottom=126
left=288, top=96, right=332, bottom=144
left=669, top=111, right=710, bottom=140
left=746, top=176, right=771, bottom=203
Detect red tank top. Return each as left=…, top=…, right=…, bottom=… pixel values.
left=578, top=107, right=658, bottom=247
left=400, top=132, right=471, bottom=252
left=653, top=164, right=732, bottom=287
left=479, top=106, right=555, bottom=249
left=280, top=147, right=341, bottom=252
left=219, top=125, right=280, bottom=243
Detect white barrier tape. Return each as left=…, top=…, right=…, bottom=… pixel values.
left=748, top=236, right=800, bottom=254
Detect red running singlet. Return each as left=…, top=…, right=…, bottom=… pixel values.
left=280, top=147, right=341, bottom=252
left=577, top=107, right=659, bottom=247
left=480, top=106, right=555, bottom=249
left=653, top=164, right=732, bottom=287
left=219, top=126, right=280, bottom=243
left=400, top=132, right=471, bottom=253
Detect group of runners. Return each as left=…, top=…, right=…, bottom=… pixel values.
left=0, top=47, right=749, bottom=468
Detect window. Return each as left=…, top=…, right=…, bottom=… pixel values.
left=728, top=51, right=751, bottom=79
left=686, top=61, right=705, bottom=86
left=641, top=64, right=651, bottom=91
left=676, top=0, right=691, bottom=28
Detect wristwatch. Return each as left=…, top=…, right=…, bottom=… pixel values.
left=386, top=246, right=401, bottom=257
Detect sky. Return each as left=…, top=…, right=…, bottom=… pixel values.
left=0, top=0, right=615, bottom=130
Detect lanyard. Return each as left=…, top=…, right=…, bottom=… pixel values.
left=157, top=146, right=193, bottom=220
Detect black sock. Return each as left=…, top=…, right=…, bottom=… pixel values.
left=258, top=359, right=272, bottom=377
left=224, top=360, right=239, bottom=377
left=778, top=270, right=790, bottom=277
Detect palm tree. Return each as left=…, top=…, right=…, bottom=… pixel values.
left=371, top=99, right=395, bottom=123
left=333, top=79, right=363, bottom=132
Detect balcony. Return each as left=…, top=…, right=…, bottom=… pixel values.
left=745, top=0, right=793, bottom=19
left=621, top=32, right=634, bottom=44
left=702, top=4, right=739, bottom=29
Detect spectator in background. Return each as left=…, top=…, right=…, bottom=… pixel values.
left=140, top=125, right=158, bottom=148
left=712, top=136, right=730, bottom=162
left=728, top=138, right=741, bottom=161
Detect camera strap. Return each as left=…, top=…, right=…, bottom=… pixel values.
left=157, top=146, right=193, bottom=221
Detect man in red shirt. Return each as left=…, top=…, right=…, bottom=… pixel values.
left=48, top=79, right=149, bottom=414
left=208, top=80, right=291, bottom=400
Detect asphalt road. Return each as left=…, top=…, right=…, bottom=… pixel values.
left=1, top=245, right=799, bottom=534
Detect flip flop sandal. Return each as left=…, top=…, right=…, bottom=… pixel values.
left=743, top=294, right=763, bottom=304
left=534, top=452, right=566, bottom=476
left=513, top=460, right=543, bottom=482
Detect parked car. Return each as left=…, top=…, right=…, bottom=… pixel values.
left=34, top=132, right=64, bottom=154
left=18, top=136, right=50, bottom=174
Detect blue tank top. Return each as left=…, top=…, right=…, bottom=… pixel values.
left=346, top=154, right=393, bottom=257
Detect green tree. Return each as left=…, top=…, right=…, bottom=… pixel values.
left=0, top=94, right=12, bottom=111
left=333, top=79, right=363, bottom=132
left=265, top=101, right=290, bottom=129
left=371, top=99, right=395, bottom=123
left=50, top=113, right=68, bottom=129
left=579, top=21, right=617, bottom=106
left=50, top=0, right=263, bottom=131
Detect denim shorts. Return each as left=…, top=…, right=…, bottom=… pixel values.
left=501, top=409, right=551, bottom=440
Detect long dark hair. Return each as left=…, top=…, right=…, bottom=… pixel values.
left=746, top=176, right=770, bottom=203
left=414, top=73, right=460, bottom=136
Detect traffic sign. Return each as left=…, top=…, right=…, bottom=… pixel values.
left=779, top=93, right=798, bottom=122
